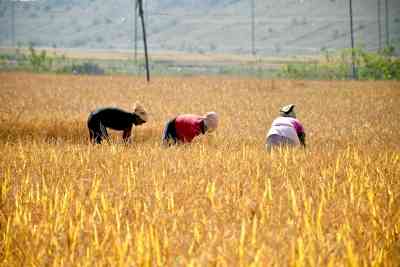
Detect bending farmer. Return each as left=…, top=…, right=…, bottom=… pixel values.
left=162, top=112, right=219, bottom=145
left=87, top=104, right=148, bottom=144
left=266, top=104, right=305, bottom=150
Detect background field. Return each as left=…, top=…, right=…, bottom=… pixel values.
left=1, top=72, right=400, bottom=266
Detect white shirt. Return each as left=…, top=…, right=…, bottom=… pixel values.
left=266, top=117, right=304, bottom=145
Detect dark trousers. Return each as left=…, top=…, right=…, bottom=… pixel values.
left=162, top=118, right=177, bottom=146
left=87, top=113, right=109, bottom=144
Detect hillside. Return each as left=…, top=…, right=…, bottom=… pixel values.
left=0, top=0, right=399, bottom=56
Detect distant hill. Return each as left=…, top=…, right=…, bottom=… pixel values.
left=0, top=0, right=399, bottom=56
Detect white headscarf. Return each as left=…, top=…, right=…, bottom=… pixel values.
left=134, top=103, right=148, bottom=122
left=204, top=111, right=219, bottom=132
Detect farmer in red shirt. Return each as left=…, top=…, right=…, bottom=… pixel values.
left=162, top=112, right=219, bottom=145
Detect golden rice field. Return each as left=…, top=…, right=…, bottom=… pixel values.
left=0, top=72, right=400, bottom=266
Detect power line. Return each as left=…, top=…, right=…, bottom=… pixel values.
left=148, top=12, right=380, bottom=23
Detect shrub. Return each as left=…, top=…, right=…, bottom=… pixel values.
left=27, top=44, right=53, bottom=72
left=357, top=50, right=400, bottom=80
left=58, top=62, right=105, bottom=75
left=279, top=47, right=400, bottom=80
left=278, top=62, right=348, bottom=80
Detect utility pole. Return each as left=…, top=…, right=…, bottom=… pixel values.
left=349, top=0, right=357, bottom=79
left=377, top=0, right=382, bottom=51
left=134, top=0, right=138, bottom=63
left=130, top=0, right=134, bottom=52
left=11, top=0, right=15, bottom=47
left=138, top=0, right=150, bottom=82
left=384, top=0, right=389, bottom=47
left=251, top=0, right=255, bottom=55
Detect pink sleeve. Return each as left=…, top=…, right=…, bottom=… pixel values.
left=292, top=119, right=304, bottom=134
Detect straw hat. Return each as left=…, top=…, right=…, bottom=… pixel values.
left=204, top=111, right=219, bottom=132
left=280, top=104, right=296, bottom=118
left=134, top=103, right=148, bottom=122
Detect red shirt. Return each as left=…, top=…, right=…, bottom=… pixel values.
left=175, top=114, right=204, bottom=143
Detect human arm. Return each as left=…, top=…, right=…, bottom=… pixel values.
left=298, top=132, right=306, bottom=148
left=291, top=119, right=306, bottom=148
left=200, top=120, right=206, bottom=134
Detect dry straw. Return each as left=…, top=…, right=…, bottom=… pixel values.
left=0, top=72, right=399, bottom=266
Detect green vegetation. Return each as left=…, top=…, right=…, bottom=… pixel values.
left=278, top=46, right=400, bottom=80
left=0, top=46, right=399, bottom=80
left=27, top=44, right=53, bottom=72
left=58, top=62, right=105, bottom=75
left=0, top=46, right=107, bottom=75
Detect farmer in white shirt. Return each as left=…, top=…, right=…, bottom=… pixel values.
left=266, top=104, right=306, bottom=150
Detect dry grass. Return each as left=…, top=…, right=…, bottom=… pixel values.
left=1, top=72, right=400, bottom=266
left=0, top=47, right=317, bottom=66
